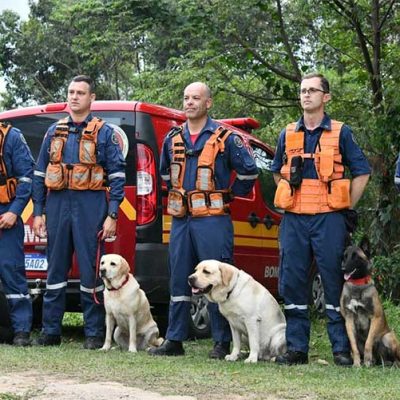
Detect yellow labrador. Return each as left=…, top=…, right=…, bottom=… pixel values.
left=189, top=260, right=286, bottom=363
left=99, top=254, right=162, bottom=352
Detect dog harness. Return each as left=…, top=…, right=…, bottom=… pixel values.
left=0, top=123, right=17, bottom=204
left=274, top=120, right=351, bottom=214
left=45, top=117, right=107, bottom=191
left=167, top=125, right=233, bottom=217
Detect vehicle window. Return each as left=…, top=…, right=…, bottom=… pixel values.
left=7, top=113, right=68, bottom=159
left=252, top=145, right=281, bottom=213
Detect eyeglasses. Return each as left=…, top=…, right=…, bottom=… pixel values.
left=300, top=87, right=326, bottom=95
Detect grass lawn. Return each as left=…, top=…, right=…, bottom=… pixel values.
left=1, top=303, right=400, bottom=400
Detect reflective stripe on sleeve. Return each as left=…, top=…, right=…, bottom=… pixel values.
left=108, top=172, right=126, bottom=180
left=161, top=174, right=170, bottom=181
left=19, top=177, right=32, bottom=183
left=34, top=170, right=46, bottom=178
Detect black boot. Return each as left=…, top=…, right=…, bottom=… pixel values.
left=209, top=342, right=230, bottom=359
left=148, top=340, right=184, bottom=356
left=33, top=333, right=61, bottom=346
left=83, top=336, right=104, bottom=350
left=13, top=332, right=31, bottom=347
left=276, top=350, right=308, bottom=365
left=333, top=352, right=353, bottom=366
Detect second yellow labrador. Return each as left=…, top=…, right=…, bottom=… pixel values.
left=99, top=254, right=162, bottom=352
left=189, top=260, right=286, bottom=363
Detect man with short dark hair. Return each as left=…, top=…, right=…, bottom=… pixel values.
left=32, top=75, right=126, bottom=349
left=150, top=82, right=258, bottom=358
left=272, top=73, right=371, bottom=366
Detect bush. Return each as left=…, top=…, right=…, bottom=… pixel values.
left=373, top=247, right=400, bottom=302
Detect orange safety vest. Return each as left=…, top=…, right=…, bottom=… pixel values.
left=274, top=120, right=351, bottom=214
left=0, top=123, right=17, bottom=204
left=45, top=117, right=106, bottom=191
left=167, top=125, right=233, bottom=217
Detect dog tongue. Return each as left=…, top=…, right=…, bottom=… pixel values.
left=191, top=287, right=201, bottom=294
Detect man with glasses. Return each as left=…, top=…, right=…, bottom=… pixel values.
left=271, top=73, right=371, bottom=366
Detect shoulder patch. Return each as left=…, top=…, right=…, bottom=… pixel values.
left=234, top=135, right=244, bottom=148
left=111, top=131, right=119, bottom=145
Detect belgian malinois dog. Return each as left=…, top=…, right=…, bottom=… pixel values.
left=340, top=239, right=400, bottom=367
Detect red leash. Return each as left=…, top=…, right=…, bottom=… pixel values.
left=93, top=230, right=104, bottom=305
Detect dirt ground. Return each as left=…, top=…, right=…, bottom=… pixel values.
left=0, top=372, right=197, bottom=400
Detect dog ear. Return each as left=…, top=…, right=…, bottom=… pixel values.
left=120, top=256, right=130, bottom=275
left=219, top=263, right=234, bottom=286
left=359, top=236, right=371, bottom=258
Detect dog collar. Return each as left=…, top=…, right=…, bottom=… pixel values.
left=109, top=275, right=130, bottom=291
left=346, top=275, right=371, bottom=285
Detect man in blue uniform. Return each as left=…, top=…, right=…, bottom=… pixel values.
left=272, top=73, right=371, bottom=366
left=0, top=122, right=34, bottom=346
left=32, top=75, right=126, bottom=349
left=149, top=82, right=258, bottom=358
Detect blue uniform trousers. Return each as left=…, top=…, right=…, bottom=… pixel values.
left=42, top=190, right=106, bottom=337
left=278, top=212, right=350, bottom=354
left=0, top=216, right=32, bottom=333
left=166, top=215, right=233, bottom=342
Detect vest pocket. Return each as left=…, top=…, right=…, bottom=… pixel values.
left=188, top=191, right=209, bottom=217
left=79, top=139, right=97, bottom=164
left=89, top=165, right=105, bottom=190
left=327, top=179, right=351, bottom=209
left=274, top=179, right=295, bottom=209
left=167, top=189, right=187, bottom=217
left=0, top=178, right=16, bottom=204
left=45, top=164, right=66, bottom=190
left=69, top=164, right=90, bottom=190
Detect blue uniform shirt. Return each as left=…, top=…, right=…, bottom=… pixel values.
left=0, top=126, right=34, bottom=216
left=395, top=154, right=400, bottom=191
left=160, top=117, right=258, bottom=196
left=271, top=113, right=371, bottom=178
left=33, top=114, right=126, bottom=216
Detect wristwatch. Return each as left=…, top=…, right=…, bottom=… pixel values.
left=108, top=212, right=118, bottom=220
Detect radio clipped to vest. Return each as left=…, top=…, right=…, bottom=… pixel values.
left=45, top=117, right=106, bottom=191
left=0, top=123, right=17, bottom=204
left=166, top=125, right=233, bottom=218
left=274, top=121, right=351, bottom=214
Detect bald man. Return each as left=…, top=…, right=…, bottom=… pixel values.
left=150, top=82, right=258, bottom=358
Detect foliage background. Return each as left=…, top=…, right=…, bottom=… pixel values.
left=0, top=0, right=399, bottom=271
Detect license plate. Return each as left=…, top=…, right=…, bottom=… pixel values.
left=25, top=254, right=48, bottom=271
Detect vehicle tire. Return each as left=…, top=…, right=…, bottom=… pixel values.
left=308, top=268, right=326, bottom=317
left=188, top=295, right=211, bottom=339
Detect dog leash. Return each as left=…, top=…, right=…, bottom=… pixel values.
left=93, top=230, right=104, bottom=305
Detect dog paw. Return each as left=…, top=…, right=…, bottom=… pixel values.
left=244, top=356, right=258, bottom=364
left=225, top=354, right=238, bottom=362
left=128, top=347, right=138, bottom=353
left=100, top=345, right=110, bottom=351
